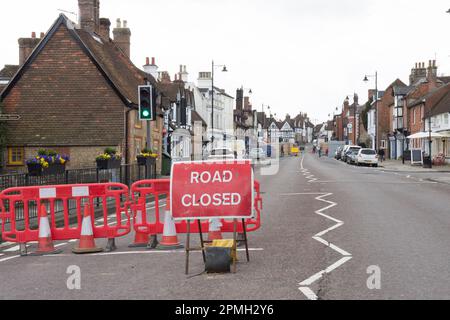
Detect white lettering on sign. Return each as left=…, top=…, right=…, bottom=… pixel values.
left=190, top=171, right=233, bottom=184
left=181, top=193, right=242, bottom=208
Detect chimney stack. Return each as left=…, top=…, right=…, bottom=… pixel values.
left=236, top=88, right=244, bottom=111
left=99, top=18, right=111, bottom=40
left=113, top=18, right=131, bottom=58
left=427, top=59, right=437, bottom=81
left=18, top=32, right=41, bottom=65
left=143, top=57, right=158, bottom=80
left=179, top=65, right=189, bottom=82
left=78, top=0, right=100, bottom=33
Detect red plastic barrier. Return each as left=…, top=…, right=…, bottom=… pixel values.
left=130, top=179, right=262, bottom=236
left=0, top=183, right=131, bottom=244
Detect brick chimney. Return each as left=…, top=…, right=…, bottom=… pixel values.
left=99, top=18, right=111, bottom=40
left=143, top=57, right=158, bottom=80
left=409, top=62, right=427, bottom=85
left=78, top=0, right=100, bottom=33
left=18, top=32, right=41, bottom=65
left=427, top=60, right=437, bottom=81
left=244, top=96, right=252, bottom=111
left=113, top=18, right=131, bottom=58
left=159, top=71, right=171, bottom=84
left=236, top=88, right=244, bottom=111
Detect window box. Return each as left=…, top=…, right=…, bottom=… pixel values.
left=137, top=156, right=156, bottom=166
left=96, top=158, right=121, bottom=170
left=27, top=163, right=66, bottom=176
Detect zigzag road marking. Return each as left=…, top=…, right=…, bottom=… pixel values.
left=287, top=155, right=353, bottom=300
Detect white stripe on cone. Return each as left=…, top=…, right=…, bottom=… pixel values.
left=38, top=216, right=51, bottom=238
left=135, top=210, right=143, bottom=225
left=81, top=215, right=94, bottom=236
left=163, top=210, right=177, bottom=237
left=209, top=218, right=223, bottom=232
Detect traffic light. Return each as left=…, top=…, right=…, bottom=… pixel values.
left=139, top=85, right=154, bottom=121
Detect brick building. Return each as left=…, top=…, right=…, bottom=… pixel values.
left=0, top=1, right=166, bottom=173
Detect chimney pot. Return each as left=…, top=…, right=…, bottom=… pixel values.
left=123, top=20, right=127, bottom=28
left=40, top=32, right=45, bottom=38
left=116, top=18, right=121, bottom=28
left=145, top=57, right=150, bottom=65
left=31, top=32, right=36, bottom=38
left=152, top=57, right=155, bottom=65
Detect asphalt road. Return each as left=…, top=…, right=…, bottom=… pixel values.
left=1, top=152, right=449, bottom=300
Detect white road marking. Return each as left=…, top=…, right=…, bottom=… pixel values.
left=69, top=239, right=77, bottom=243
left=54, top=243, right=68, bottom=248
left=42, top=248, right=264, bottom=258
left=0, top=254, right=4, bottom=257
left=299, top=287, right=318, bottom=300
left=0, top=255, right=20, bottom=263
left=3, top=245, right=21, bottom=252
left=291, top=155, right=353, bottom=300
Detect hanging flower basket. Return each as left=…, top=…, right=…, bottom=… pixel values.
left=96, top=148, right=122, bottom=170
left=137, top=148, right=158, bottom=166
left=96, top=158, right=121, bottom=170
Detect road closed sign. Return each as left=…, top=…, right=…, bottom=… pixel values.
left=171, top=161, right=254, bottom=220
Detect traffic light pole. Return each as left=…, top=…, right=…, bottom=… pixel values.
left=145, top=79, right=152, bottom=152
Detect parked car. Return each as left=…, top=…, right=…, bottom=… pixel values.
left=208, top=148, right=236, bottom=161
left=342, top=146, right=362, bottom=162
left=356, top=149, right=379, bottom=167
left=346, top=149, right=360, bottom=165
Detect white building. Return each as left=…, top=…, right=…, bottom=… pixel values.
left=194, top=72, right=234, bottom=149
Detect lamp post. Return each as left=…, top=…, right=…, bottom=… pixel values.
left=428, top=111, right=433, bottom=169
left=211, top=60, right=228, bottom=147
left=364, top=72, right=378, bottom=150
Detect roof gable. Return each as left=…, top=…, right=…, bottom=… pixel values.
left=1, top=14, right=156, bottom=107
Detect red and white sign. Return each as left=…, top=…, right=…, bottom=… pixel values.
left=171, top=161, right=254, bottom=220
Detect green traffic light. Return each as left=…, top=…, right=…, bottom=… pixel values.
left=143, top=110, right=150, bottom=117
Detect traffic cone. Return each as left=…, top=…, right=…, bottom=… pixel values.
left=208, top=218, right=223, bottom=241
left=32, top=205, right=62, bottom=256
left=72, top=204, right=103, bottom=254
left=129, top=198, right=150, bottom=248
left=156, top=195, right=183, bottom=250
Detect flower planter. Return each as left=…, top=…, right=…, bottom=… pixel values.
left=27, top=163, right=43, bottom=177
left=137, top=156, right=156, bottom=166
left=96, top=158, right=121, bottom=170
left=27, top=163, right=66, bottom=176
left=43, top=163, right=66, bottom=176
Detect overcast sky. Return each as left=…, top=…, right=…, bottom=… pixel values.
left=1, top=0, right=450, bottom=124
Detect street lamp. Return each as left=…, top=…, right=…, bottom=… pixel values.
left=211, top=60, right=228, bottom=145
left=364, top=72, right=378, bottom=150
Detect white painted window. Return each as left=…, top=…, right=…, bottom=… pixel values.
left=444, top=113, right=449, bottom=125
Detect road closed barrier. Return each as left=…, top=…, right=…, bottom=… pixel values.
left=0, top=183, right=131, bottom=247
left=130, top=178, right=262, bottom=237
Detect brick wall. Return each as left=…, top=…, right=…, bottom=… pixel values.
left=3, top=23, right=126, bottom=148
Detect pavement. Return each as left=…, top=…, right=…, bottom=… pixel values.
left=0, top=153, right=450, bottom=300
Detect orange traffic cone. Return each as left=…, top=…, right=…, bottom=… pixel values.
left=129, top=198, right=150, bottom=248
left=156, top=195, right=183, bottom=250
left=72, top=204, right=103, bottom=254
left=32, top=205, right=62, bottom=256
left=208, top=218, right=223, bottom=241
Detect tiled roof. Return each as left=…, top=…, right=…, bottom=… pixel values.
left=1, top=14, right=161, bottom=107
left=0, top=65, right=19, bottom=79
left=426, top=84, right=450, bottom=117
